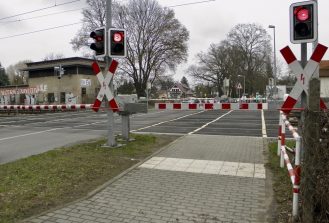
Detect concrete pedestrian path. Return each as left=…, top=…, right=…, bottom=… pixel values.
left=27, top=135, right=268, bottom=223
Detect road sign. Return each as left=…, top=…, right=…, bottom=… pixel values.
left=91, top=60, right=119, bottom=112
left=280, top=43, right=327, bottom=113
left=236, top=83, right=242, bottom=89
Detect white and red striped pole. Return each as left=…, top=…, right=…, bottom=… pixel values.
left=280, top=115, right=286, bottom=168
left=278, top=111, right=282, bottom=156
left=293, top=136, right=301, bottom=217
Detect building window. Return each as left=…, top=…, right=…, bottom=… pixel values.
left=81, top=87, right=86, bottom=95
left=60, top=92, right=65, bottom=103
left=48, top=93, right=55, bottom=103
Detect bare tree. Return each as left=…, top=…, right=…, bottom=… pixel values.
left=187, top=43, right=233, bottom=96
left=188, top=23, right=272, bottom=97
left=71, top=0, right=189, bottom=97
left=43, top=53, right=65, bottom=61
left=226, top=23, right=272, bottom=95
left=70, top=0, right=107, bottom=52
left=6, top=60, right=32, bottom=85
left=0, top=62, right=9, bottom=86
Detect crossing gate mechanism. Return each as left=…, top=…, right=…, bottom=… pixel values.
left=280, top=43, right=328, bottom=113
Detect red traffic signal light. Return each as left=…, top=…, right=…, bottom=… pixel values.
left=290, top=1, right=317, bottom=44
left=113, top=32, right=123, bottom=42
left=109, top=28, right=126, bottom=58
left=90, top=27, right=106, bottom=57
left=295, top=7, right=309, bottom=21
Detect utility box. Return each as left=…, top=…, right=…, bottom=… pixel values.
left=116, top=94, right=138, bottom=104
left=115, top=94, right=147, bottom=141
left=120, top=103, right=147, bottom=115
left=115, top=94, right=146, bottom=114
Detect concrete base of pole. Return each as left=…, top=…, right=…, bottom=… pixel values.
left=107, top=109, right=117, bottom=147
left=121, top=114, right=130, bottom=141
left=101, top=143, right=124, bottom=148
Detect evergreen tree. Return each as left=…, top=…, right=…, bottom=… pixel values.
left=180, top=76, right=189, bottom=88
left=0, top=63, right=10, bottom=86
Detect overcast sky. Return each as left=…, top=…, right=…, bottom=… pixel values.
left=0, top=0, right=329, bottom=81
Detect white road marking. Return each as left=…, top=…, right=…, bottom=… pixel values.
left=131, top=132, right=186, bottom=136
left=188, top=110, right=233, bottom=135
left=0, top=128, right=62, bottom=141
left=131, top=111, right=205, bottom=132
left=261, top=110, right=267, bottom=138
left=139, top=157, right=266, bottom=179
left=0, top=121, right=106, bottom=141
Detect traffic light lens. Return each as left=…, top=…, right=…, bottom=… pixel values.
left=90, top=31, right=97, bottom=39
left=113, top=33, right=123, bottom=42
left=295, top=23, right=310, bottom=36
left=109, top=29, right=126, bottom=57
left=296, top=8, right=309, bottom=21
left=89, top=28, right=105, bottom=57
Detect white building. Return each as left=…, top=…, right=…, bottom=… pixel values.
left=320, top=61, right=329, bottom=98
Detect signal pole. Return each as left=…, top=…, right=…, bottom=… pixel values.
left=313, top=0, right=319, bottom=79
left=106, top=0, right=116, bottom=147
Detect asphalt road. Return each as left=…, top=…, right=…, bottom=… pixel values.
left=0, top=109, right=286, bottom=164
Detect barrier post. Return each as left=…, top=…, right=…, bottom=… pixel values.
left=292, top=136, right=301, bottom=218
left=280, top=114, right=286, bottom=168
left=278, top=112, right=282, bottom=156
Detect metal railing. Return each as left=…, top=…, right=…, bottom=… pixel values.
left=278, top=111, right=301, bottom=219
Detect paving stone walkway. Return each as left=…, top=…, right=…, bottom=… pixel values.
left=26, top=135, right=267, bottom=223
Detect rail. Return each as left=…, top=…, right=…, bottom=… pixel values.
left=278, top=111, right=301, bottom=218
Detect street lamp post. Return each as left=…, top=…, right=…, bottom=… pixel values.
left=238, top=75, right=246, bottom=97
left=146, top=81, right=151, bottom=111
left=268, top=25, right=277, bottom=98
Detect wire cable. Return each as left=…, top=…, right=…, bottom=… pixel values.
left=0, top=8, right=84, bottom=24
left=0, top=0, right=80, bottom=21
left=168, top=0, right=216, bottom=8
left=0, top=22, right=82, bottom=39
left=0, top=0, right=216, bottom=39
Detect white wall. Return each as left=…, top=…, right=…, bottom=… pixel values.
left=320, top=77, right=329, bottom=98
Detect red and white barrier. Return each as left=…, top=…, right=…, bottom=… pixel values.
left=278, top=111, right=301, bottom=218
left=155, top=103, right=268, bottom=110
left=0, top=104, right=93, bottom=111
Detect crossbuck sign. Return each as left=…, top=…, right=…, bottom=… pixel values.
left=91, top=60, right=119, bottom=112
left=280, top=43, right=328, bottom=113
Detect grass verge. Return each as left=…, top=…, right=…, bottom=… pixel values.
left=0, top=134, right=178, bottom=223
left=266, top=140, right=295, bottom=223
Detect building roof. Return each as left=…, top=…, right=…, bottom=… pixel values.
left=21, top=57, right=105, bottom=71
left=170, top=82, right=190, bottom=93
